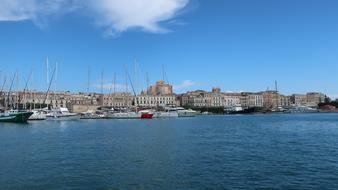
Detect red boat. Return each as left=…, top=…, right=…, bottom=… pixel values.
left=141, top=113, right=153, bottom=119
left=139, top=110, right=154, bottom=119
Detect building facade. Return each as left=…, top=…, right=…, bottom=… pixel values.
left=146, top=80, right=173, bottom=96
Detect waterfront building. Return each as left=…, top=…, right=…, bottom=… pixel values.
left=306, top=92, right=325, bottom=107
left=262, top=91, right=280, bottom=109
left=290, top=94, right=308, bottom=106
left=239, top=92, right=264, bottom=108
left=99, top=93, right=133, bottom=108
left=280, top=95, right=292, bottom=108
left=135, top=95, right=176, bottom=107
left=181, top=89, right=242, bottom=108
left=223, top=93, right=241, bottom=108
left=291, top=93, right=325, bottom=107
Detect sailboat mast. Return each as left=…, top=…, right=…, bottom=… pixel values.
left=7, top=73, right=16, bottom=110
left=43, top=67, right=56, bottom=105
left=275, top=80, right=278, bottom=108
left=146, top=72, right=150, bottom=95
left=113, top=73, right=116, bottom=94
left=101, top=70, right=104, bottom=94
left=87, top=67, right=90, bottom=93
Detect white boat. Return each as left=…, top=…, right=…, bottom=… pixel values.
left=80, top=110, right=105, bottom=119
left=177, top=107, right=198, bottom=117
left=154, top=107, right=178, bottom=118
left=287, top=105, right=319, bottom=113
left=46, top=107, right=79, bottom=120
left=28, top=110, right=47, bottom=120
left=106, top=111, right=140, bottom=119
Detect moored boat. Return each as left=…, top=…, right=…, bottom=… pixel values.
left=0, top=110, right=33, bottom=123
left=29, top=110, right=47, bottom=120
left=139, top=110, right=154, bottom=119
left=177, top=107, right=198, bottom=117
left=46, top=107, right=80, bottom=120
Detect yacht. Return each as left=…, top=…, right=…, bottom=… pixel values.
left=177, top=107, right=198, bottom=117
left=46, top=107, right=79, bottom=120
left=80, top=110, right=105, bottom=119
left=286, top=105, right=319, bottom=113
left=153, top=107, right=178, bottom=118
left=29, top=110, right=47, bottom=120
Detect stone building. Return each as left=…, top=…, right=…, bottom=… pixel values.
left=146, top=80, right=173, bottom=96
left=240, top=92, right=264, bottom=108
left=134, top=95, right=176, bottom=107
left=99, top=93, right=133, bottom=108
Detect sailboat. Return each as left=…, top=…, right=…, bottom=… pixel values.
left=0, top=73, right=33, bottom=123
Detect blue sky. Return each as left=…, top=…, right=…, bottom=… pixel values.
left=0, top=0, right=337, bottom=97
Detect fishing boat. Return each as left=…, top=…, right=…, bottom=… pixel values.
left=0, top=110, right=33, bottom=123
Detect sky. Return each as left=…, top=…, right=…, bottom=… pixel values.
left=0, top=0, right=337, bottom=97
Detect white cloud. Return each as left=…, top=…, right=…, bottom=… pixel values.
left=174, top=80, right=195, bottom=90
left=0, top=0, right=189, bottom=34
left=88, top=0, right=189, bottom=34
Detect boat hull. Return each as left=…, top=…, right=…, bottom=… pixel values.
left=0, top=112, right=33, bottom=123
left=141, top=113, right=153, bottom=119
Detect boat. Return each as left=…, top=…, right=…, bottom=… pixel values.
left=28, top=110, right=47, bottom=120
left=285, top=105, right=319, bottom=113
left=46, top=107, right=80, bottom=120
left=106, top=111, right=140, bottom=119
left=177, top=107, right=198, bottom=117
left=0, top=110, right=33, bottom=123
left=139, top=110, right=154, bottom=119
left=225, top=106, right=257, bottom=114
left=153, top=107, right=178, bottom=118
left=80, top=110, right=105, bottom=119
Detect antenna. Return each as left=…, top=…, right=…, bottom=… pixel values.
left=275, top=80, right=278, bottom=92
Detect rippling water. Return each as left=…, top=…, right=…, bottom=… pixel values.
left=1, top=113, right=338, bottom=189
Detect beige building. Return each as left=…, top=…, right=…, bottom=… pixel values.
left=99, top=93, right=133, bottom=108
left=181, top=89, right=242, bottom=108
left=262, top=91, right=280, bottom=109
left=290, top=92, right=325, bottom=107
left=240, top=92, right=264, bottom=108
left=135, top=95, right=175, bottom=107
left=306, top=92, right=325, bottom=107
left=146, top=80, right=173, bottom=96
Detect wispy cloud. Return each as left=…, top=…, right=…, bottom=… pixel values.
left=174, top=80, right=195, bottom=91
left=0, top=0, right=189, bottom=34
